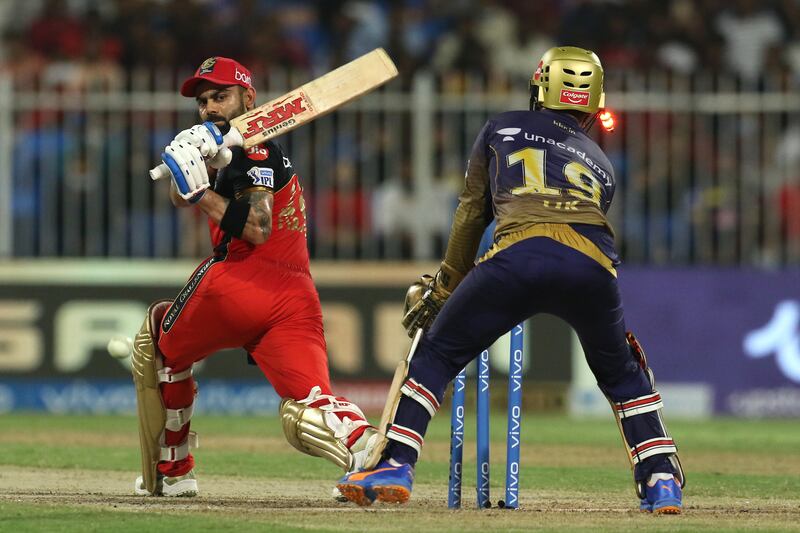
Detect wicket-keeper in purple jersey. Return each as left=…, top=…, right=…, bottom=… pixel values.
left=337, top=46, right=685, bottom=514
left=461, top=106, right=618, bottom=273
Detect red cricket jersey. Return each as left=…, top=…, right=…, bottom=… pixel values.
left=159, top=140, right=330, bottom=401
left=208, top=142, right=310, bottom=271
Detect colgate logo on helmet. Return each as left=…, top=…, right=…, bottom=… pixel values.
left=235, top=68, right=252, bottom=86
left=559, top=89, right=590, bottom=106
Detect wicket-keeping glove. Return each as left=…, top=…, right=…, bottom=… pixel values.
left=401, top=263, right=464, bottom=337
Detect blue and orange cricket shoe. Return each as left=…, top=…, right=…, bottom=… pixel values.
left=336, top=460, right=414, bottom=506
left=640, top=473, right=682, bottom=514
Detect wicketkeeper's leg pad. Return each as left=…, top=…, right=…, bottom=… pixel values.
left=132, top=300, right=197, bottom=494
left=280, top=386, right=377, bottom=472
left=362, top=328, right=425, bottom=470
left=381, top=377, right=439, bottom=457
left=602, top=332, right=685, bottom=498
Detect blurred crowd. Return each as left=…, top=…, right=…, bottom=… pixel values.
left=1, top=0, right=800, bottom=264
left=2, top=0, right=800, bottom=90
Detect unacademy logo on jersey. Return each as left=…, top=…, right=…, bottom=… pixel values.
left=744, top=300, right=800, bottom=383
left=497, top=128, right=521, bottom=142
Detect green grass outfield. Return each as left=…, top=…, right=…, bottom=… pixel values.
left=1, top=412, right=800, bottom=532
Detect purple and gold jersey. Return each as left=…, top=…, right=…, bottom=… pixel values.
left=444, top=108, right=619, bottom=277
left=475, top=109, right=614, bottom=232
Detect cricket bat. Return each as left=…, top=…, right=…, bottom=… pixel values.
left=150, top=48, right=398, bottom=181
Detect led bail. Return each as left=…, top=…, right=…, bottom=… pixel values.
left=599, top=110, right=616, bottom=132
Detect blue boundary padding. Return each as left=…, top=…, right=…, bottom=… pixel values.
left=0, top=379, right=280, bottom=415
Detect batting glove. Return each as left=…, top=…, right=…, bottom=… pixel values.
left=175, top=122, right=233, bottom=170
left=162, top=140, right=210, bottom=203
left=175, top=122, right=223, bottom=158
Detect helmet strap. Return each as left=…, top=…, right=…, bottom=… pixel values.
left=584, top=112, right=599, bottom=131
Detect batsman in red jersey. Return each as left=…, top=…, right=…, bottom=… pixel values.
left=131, top=57, right=378, bottom=497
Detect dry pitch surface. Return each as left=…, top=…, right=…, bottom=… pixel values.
left=1, top=413, right=799, bottom=532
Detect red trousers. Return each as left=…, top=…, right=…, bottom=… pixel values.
left=155, top=253, right=333, bottom=475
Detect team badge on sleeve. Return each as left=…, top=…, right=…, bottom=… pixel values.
left=247, top=167, right=274, bottom=188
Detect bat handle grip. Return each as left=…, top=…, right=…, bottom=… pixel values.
left=149, top=127, right=244, bottom=181
left=150, top=163, right=171, bottom=181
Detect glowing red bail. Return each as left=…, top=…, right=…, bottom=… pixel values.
left=599, top=110, right=615, bottom=132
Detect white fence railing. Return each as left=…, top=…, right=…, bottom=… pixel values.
left=2, top=70, right=799, bottom=265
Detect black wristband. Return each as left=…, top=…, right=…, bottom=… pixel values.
left=220, top=199, right=250, bottom=238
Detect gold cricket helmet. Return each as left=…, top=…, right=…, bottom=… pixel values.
left=530, top=46, right=605, bottom=114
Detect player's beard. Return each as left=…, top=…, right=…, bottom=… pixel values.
left=206, top=113, right=228, bottom=127
left=206, top=101, right=247, bottom=128
left=206, top=102, right=247, bottom=126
